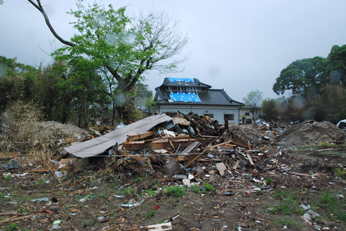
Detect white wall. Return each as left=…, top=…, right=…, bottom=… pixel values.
left=156, top=105, right=240, bottom=125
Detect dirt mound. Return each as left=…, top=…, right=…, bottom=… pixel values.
left=16, top=121, right=87, bottom=142
left=276, top=121, right=346, bottom=146
left=228, top=123, right=272, bottom=145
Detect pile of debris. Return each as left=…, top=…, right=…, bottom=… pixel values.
left=47, top=112, right=278, bottom=183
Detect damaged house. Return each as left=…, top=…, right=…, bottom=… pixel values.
left=153, top=77, right=243, bottom=125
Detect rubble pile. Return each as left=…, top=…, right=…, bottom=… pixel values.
left=2, top=114, right=346, bottom=230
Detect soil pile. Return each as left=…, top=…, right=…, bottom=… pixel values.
left=276, top=121, right=346, bottom=146
left=16, top=121, right=87, bottom=142
left=228, top=123, right=272, bottom=145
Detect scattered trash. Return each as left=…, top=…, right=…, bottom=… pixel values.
left=120, top=199, right=144, bottom=208
left=3, top=162, right=19, bottom=170
left=31, top=198, right=49, bottom=202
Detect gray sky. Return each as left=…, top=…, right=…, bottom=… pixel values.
left=1, top=0, right=346, bottom=102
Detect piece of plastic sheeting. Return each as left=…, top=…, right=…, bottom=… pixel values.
left=169, top=92, right=202, bottom=102
left=168, top=77, right=194, bottom=83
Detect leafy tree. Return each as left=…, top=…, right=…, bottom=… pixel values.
left=28, top=0, right=189, bottom=122
left=326, top=44, right=346, bottom=85
left=273, top=57, right=326, bottom=97
left=242, top=90, right=263, bottom=121
left=261, top=98, right=278, bottom=122
left=309, top=84, right=346, bottom=123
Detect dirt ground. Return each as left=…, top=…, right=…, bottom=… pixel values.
left=1, top=121, right=346, bottom=231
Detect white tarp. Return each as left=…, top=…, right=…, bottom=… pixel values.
left=65, top=114, right=173, bottom=158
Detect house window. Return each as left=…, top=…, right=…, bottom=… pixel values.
left=224, top=114, right=234, bottom=120
left=245, top=112, right=250, bottom=116
left=204, top=114, right=214, bottom=118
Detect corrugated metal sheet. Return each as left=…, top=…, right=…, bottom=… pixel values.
left=64, top=114, right=173, bottom=158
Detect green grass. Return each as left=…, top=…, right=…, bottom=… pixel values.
left=145, top=189, right=158, bottom=197
left=121, top=188, right=134, bottom=195
left=143, top=210, right=155, bottom=219
left=3, top=223, right=19, bottom=231
left=135, top=177, right=142, bottom=182
left=165, top=186, right=188, bottom=197
left=205, top=183, right=215, bottom=191
left=273, top=218, right=302, bottom=229
left=265, top=177, right=273, bottom=185
left=37, top=179, right=46, bottom=186
left=269, top=190, right=300, bottom=215
left=269, top=203, right=293, bottom=215
left=3, top=176, right=11, bottom=180
left=190, top=185, right=200, bottom=194
left=334, top=168, right=346, bottom=178
left=317, top=189, right=346, bottom=223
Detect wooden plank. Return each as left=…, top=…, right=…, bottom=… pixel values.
left=185, top=149, right=207, bottom=168
left=123, top=139, right=197, bottom=151
left=179, top=141, right=200, bottom=156
left=211, top=140, right=236, bottom=149
left=233, top=160, right=240, bottom=169
left=126, top=131, right=155, bottom=142
left=119, top=152, right=153, bottom=170
left=246, top=153, right=254, bottom=165
left=175, top=156, right=188, bottom=161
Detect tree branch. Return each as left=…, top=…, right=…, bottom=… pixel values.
left=27, top=0, right=76, bottom=47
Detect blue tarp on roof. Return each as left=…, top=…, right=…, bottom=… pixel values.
left=169, top=92, right=202, bottom=102
left=168, top=77, right=194, bottom=83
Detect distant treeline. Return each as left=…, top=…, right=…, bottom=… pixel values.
left=0, top=56, right=154, bottom=127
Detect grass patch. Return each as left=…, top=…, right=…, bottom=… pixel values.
left=190, top=185, right=200, bottom=194
left=269, top=203, right=293, bottom=215
left=205, top=183, right=215, bottom=191
left=274, top=218, right=302, bottom=229
left=121, top=188, right=134, bottom=195
left=37, top=179, right=46, bottom=186
left=334, top=168, right=346, bottom=178
left=143, top=210, right=155, bottom=219
left=265, top=177, right=273, bottom=185
left=3, top=223, right=19, bottom=231
left=3, top=176, right=11, bottom=180
left=165, top=186, right=188, bottom=197
left=317, top=189, right=346, bottom=223
left=145, top=189, right=158, bottom=197
left=269, top=190, right=300, bottom=215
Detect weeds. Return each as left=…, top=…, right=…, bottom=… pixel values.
left=143, top=210, right=155, bottom=219
left=190, top=185, right=200, bottom=194
left=334, top=168, right=346, bottom=178
left=145, top=189, right=158, bottom=197
left=165, top=186, right=188, bottom=197
left=274, top=218, right=301, bottom=229
left=265, top=177, right=273, bottom=185
left=205, top=183, right=215, bottom=191
left=3, top=176, right=11, bottom=180
left=318, top=189, right=346, bottom=223
left=37, top=179, right=46, bottom=186
left=3, top=223, right=19, bottom=231
left=121, top=188, right=134, bottom=195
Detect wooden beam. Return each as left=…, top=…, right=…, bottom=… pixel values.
left=246, top=153, right=254, bottom=165
left=123, top=139, right=196, bottom=151
left=126, top=131, right=155, bottom=142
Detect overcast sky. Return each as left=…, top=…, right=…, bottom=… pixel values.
left=1, top=0, right=346, bottom=102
